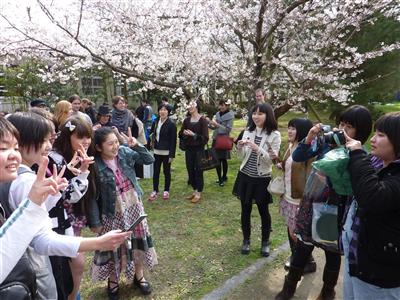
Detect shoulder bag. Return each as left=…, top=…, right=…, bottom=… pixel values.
left=267, top=175, right=285, bottom=196
left=214, top=135, right=233, bottom=151
left=197, top=145, right=218, bottom=171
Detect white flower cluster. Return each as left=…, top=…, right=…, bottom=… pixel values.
left=0, top=0, right=398, bottom=112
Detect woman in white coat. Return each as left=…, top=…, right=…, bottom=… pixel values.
left=233, top=103, right=281, bottom=257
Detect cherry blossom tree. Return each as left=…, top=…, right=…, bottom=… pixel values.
left=0, top=0, right=399, bottom=117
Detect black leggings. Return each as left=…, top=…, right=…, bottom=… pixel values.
left=153, top=154, right=171, bottom=192
left=185, top=150, right=204, bottom=192
left=216, top=159, right=228, bottom=180
left=241, top=199, right=271, bottom=242
left=291, top=240, right=341, bottom=271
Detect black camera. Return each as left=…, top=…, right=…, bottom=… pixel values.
left=320, top=125, right=346, bottom=145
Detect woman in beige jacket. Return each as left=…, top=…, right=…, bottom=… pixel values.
left=233, top=103, right=281, bottom=257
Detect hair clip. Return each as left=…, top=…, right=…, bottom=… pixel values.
left=65, top=121, right=76, bottom=132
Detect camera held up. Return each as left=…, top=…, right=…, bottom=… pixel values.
left=319, top=125, right=346, bottom=146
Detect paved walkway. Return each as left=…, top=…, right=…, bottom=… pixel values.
left=202, top=244, right=344, bottom=300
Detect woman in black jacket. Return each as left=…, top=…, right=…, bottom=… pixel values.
left=178, top=100, right=209, bottom=203
left=344, top=112, right=400, bottom=299
left=148, top=104, right=177, bottom=201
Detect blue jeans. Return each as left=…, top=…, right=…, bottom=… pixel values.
left=342, top=201, right=400, bottom=300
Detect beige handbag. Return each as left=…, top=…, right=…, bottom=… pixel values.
left=267, top=175, right=285, bottom=196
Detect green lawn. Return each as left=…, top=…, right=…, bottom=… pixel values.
left=373, top=102, right=400, bottom=114
left=79, top=110, right=340, bottom=299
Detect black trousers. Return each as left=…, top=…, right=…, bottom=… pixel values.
left=185, top=150, right=204, bottom=192
left=134, top=163, right=143, bottom=179
left=291, top=240, right=341, bottom=271
left=153, top=154, right=171, bottom=192
left=216, top=159, right=228, bottom=181
left=241, top=199, right=271, bottom=242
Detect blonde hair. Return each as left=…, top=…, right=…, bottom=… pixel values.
left=54, top=100, right=72, bottom=130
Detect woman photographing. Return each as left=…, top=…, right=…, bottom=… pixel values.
left=343, top=112, right=400, bottom=299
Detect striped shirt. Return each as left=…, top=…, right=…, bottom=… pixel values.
left=241, top=136, right=268, bottom=178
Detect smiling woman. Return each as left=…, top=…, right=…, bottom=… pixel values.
left=0, top=118, right=21, bottom=182
left=7, top=112, right=53, bottom=168
left=6, top=112, right=62, bottom=299
left=233, top=103, right=281, bottom=258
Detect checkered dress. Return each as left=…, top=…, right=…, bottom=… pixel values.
left=92, top=163, right=157, bottom=282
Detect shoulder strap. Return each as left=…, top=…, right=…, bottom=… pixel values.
left=0, top=182, right=13, bottom=219
left=0, top=167, right=36, bottom=220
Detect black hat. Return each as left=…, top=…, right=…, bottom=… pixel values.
left=30, top=99, right=47, bottom=107
left=98, top=105, right=111, bottom=116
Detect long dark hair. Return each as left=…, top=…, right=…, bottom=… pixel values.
left=53, top=116, right=94, bottom=162
left=93, top=127, right=117, bottom=157
left=288, top=118, right=313, bottom=142
left=53, top=116, right=96, bottom=216
left=338, top=105, right=372, bottom=145
left=248, top=103, right=278, bottom=134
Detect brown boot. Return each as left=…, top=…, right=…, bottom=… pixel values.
left=191, top=193, right=201, bottom=203
left=275, top=266, right=303, bottom=300
left=185, top=193, right=195, bottom=200
left=315, top=268, right=340, bottom=300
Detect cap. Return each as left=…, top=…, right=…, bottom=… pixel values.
left=98, top=105, right=111, bottom=116
left=30, top=99, right=47, bottom=108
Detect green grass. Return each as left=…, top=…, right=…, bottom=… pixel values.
left=79, top=110, right=335, bottom=299
left=373, top=102, right=400, bottom=114
left=81, top=104, right=400, bottom=299
left=80, top=153, right=288, bottom=299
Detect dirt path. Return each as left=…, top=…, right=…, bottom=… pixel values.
left=220, top=247, right=344, bottom=300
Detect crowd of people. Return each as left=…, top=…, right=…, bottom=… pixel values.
left=1, top=90, right=399, bottom=300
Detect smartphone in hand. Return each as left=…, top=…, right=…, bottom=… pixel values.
left=124, top=214, right=147, bottom=232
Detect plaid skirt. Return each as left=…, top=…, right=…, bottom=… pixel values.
left=91, top=189, right=157, bottom=282
left=279, top=196, right=300, bottom=233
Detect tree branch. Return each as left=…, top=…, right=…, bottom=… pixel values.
left=36, top=0, right=184, bottom=90
left=0, top=14, right=86, bottom=59
left=75, top=0, right=84, bottom=39
left=261, top=0, right=311, bottom=45
left=281, top=65, right=322, bottom=122
left=255, top=0, right=268, bottom=49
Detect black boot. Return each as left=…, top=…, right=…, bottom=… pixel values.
left=303, top=254, right=317, bottom=274
left=261, top=227, right=271, bottom=257
left=315, top=268, right=339, bottom=300
left=241, top=239, right=250, bottom=255
left=261, top=240, right=270, bottom=257
left=275, top=266, right=303, bottom=300
left=284, top=228, right=296, bottom=270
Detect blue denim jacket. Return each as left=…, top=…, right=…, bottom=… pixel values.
left=88, top=145, right=154, bottom=227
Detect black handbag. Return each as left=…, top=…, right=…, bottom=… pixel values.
left=197, top=146, right=218, bottom=171
left=179, top=137, right=187, bottom=151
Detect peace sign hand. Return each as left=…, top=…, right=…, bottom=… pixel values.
left=52, top=164, right=68, bottom=190
left=77, top=144, right=94, bottom=173
left=67, top=151, right=82, bottom=175
left=28, top=157, right=68, bottom=206
left=121, top=127, right=137, bottom=148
